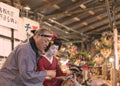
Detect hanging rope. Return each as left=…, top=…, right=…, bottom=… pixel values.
left=112, top=0, right=117, bottom=28
left=105, top=0, right=113, bottom=28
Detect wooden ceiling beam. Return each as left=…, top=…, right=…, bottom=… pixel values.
left=43, top=1, right=108, bottom=21
left=55, top=0, right=84, bottom=20
left=66, top=9, right=105, bottom=27
left=86, top=19, right=120, bottom=34
left=61, top=35, right=82, bottom=40
left=85, top=23, right=109, bottom=34
left=77, top=8, right=120, bottom=33
left=67, top=2, right=119, bottom=28
left=57, top=0, right=103, bottom=22
left=34, top=0, right=64, bottom=12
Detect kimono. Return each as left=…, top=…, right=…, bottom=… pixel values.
left=37, top=55, right=66, bottom=86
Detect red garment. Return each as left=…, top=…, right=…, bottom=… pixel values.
left=37, top=56, right=66, bottom=86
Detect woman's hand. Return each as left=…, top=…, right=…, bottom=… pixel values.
left=56, top=76, right=66, bottom=80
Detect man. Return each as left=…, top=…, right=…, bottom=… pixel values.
left=0, top=28, right=56, bottom=86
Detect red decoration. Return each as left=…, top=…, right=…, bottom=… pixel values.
left=80, top=62, right=89, bottom=70
left=32, top=26, right=38, bottom=30
left=51, top=33, right=58, bottom=41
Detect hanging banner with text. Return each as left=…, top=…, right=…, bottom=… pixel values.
left=0, top=2, right=19, bottom=30
left=23, top=17, right=39, bottom=31
left=22, top=17, right=40, bottom=39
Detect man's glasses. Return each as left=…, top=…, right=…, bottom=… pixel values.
left=39, top=34, right=53, bottom=38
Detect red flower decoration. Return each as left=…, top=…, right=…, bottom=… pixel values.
left=51, top=33, right=58, bottom=41
left=66, top=63, right=71, bottom=67
left=80, top=63, right=89, bottom=70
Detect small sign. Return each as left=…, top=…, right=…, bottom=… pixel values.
left=0, top=2, right=19, bottom=29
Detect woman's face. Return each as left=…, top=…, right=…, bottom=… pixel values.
left=47, top=45, right=59, bottom=56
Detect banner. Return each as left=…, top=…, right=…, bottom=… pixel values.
left=0, top=2, right=19, bottom=29
left=14, top=18, right=26, bottom=40
left=15, top=17, right=39, bottom=40
left=23, top=17, right=39, bottom=31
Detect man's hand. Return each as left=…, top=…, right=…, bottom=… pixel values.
left=56, top=76, right=66, bottom=80
left=46, top=70, right=56, bottom=78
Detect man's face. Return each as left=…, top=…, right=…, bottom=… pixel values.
left=36, top=32, right=53, bottom=54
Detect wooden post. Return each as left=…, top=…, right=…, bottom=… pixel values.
left=113, top=27, right=118, bottom=86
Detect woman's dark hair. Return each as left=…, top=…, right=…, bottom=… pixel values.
left=31, top=30, right=36, bottom=34
left=45, top=38, right=62, bottom=52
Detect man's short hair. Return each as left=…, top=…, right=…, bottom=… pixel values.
left=34, top=28, right=53, bottom=35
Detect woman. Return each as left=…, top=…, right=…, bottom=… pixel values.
left=37, top=38, right=66, bottom=86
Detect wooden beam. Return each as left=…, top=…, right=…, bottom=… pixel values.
left=86, top=19, right=120, bottom=34
left=34, top=0, right=64, bottom=12
left=77, top=8, right=120, bottom=33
